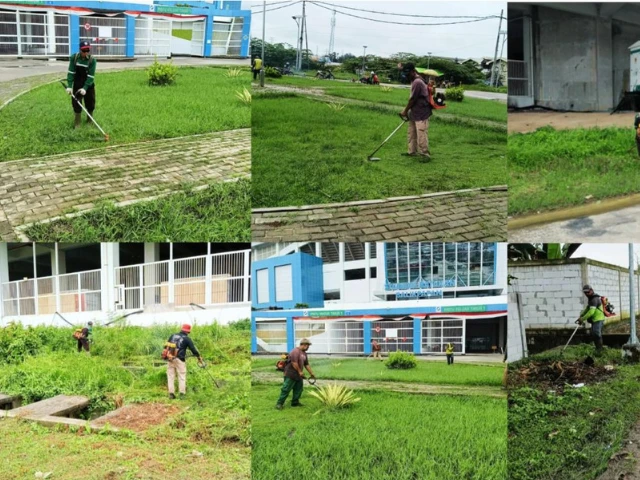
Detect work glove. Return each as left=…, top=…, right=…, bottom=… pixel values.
left=77, top=88, right=86, bottom=96
left=66, top=88, right=73, bottom=95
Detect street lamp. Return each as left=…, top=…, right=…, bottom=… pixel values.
left=427, top=51, right=432, bottom=69
left=260, top=0, right=266, bottom=87
left=362, top=45, right=367, bottom=75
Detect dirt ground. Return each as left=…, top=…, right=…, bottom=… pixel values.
left=92, top=403, right=180, bottom=432
left=596, top=421, right=640, bottom=480
left=508, top=111, right=636, bottom=134
left=508, top=360, right=617, bottom=394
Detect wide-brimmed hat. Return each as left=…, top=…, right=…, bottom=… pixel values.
left=300, top=338, right=312, bottom=345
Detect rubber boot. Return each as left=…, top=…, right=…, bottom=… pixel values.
left=86, top=112, right=94, bottom=126
left=74, top=113, right=81, bottom=129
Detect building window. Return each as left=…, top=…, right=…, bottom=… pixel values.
left=256, top=268, right=269, bottom=304
left=324, top=290, right=341, bottom=300
left=320, top=242, right=340, bottom=264
left=300, top=243, right=316, bottom=256
left=482, top=243, right=495, bottom=285
left=370, top=243, right=377, bottom=259
left=345, top=243, right=365, bottom=261
left=370, top=267, right=377, bottom=278
left=345, top=268, right=366, bottom=281
left=274, top=264, right=293, bottom=301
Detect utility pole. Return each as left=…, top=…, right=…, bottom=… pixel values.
left=630, top=243, right=639, bottom=345
left=292, top=16, right=301, bottom=70
left=427, top=51, right=432, bottom=69
left=328, top=9, right=336, bottom=59
left=297, top=1, right=306, bottom=71
left=362, top=45, right=367, bottom=76
left=490, top=9, right=504, bottom=88
left=260, top=0, right=265, bottom=87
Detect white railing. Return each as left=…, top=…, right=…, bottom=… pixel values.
left=1, top=269, right=102, bottom=316
left=114, top=250, right=251, bottom=310
left=79, top=16, right=126, bottom=57
left=134, top=17, right=170, bottom=57
left=0, top=11, right=70, bottom=57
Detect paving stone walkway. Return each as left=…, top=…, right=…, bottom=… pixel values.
left=252, top=186, right=507, bottom=242
left=0, top=130, right=250, bottom=240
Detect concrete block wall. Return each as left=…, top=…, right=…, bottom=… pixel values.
left=508, top=261, right=583, bottom=328
left=587, top=264, right=640, bottom=318
left=507, top=292, right=526, bottom=362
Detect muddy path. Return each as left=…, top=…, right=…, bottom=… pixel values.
left=252, top=371, right=506, bottom=398
left=596, top=418, right=640, bottom=480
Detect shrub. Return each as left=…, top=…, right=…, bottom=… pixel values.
left=228, top=318, right=250, bottom=331
left=264, top=66, right=281, bottom=78
left=385, top=351, right=418, bottom=370
left=307, top=383, right=361, bottom=414
left=147, top=59, right=178, bottom=86
left=326, top=102, right=345, bottom=112
left=235, top=88, right=251, bottom=106
left=445, top=86, right=465, bottom=102
left=225, top=67, right=243, bottom=78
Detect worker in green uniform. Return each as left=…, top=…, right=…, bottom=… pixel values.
left=445, top=342, right=455, bottom=365
left=577, top=284, right=606, bottom=353
left=66, top=41, right=97, bottom=129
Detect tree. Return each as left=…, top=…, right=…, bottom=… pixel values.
left=508, top=244, right=582, bottom=262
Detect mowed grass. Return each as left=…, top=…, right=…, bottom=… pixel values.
left=251, top=384, right=507, bottom=480
left=0, top=66, right=250, bottom=160
left=0, top=322, right=251, bottom=479
left=23, top=179, right=251, bottom=242
left=252, top=93, right=506, bottom=207
left=252, top=358, right=503, bottom=386
left=509, top=127, right=640, bottom=215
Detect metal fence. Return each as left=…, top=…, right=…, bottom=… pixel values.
left=371, top=319, right=414, bottom=353
left=114, top=251, right=251, bottom=310
left=295, top=320, right=364, bottom=354
left=212, top=16, right=243, bottom=55
left=255, top=319, right=287, bottom=353
left=1, top=269, right=101, bottom=316
left=508, top=60, right=529, bottom=97
left=0, top=11, right=69, bottom=56
left=134, top=17, right=170, bottom=57
left=422, top=318, right=465, bottom=354
left=79, top=15, right=126, bottom=57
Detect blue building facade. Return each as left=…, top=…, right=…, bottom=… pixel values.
left=0, top=1, right=251, bottom=58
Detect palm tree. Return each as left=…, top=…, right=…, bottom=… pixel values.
left=508, top=243, right=582, bottom=262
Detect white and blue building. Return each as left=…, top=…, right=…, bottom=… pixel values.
left=251, top=242, right=508, bottom=356
left=0, top=1, right=250, bottom=58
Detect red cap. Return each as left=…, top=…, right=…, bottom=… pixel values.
left=181, top=324, right=191, bottom=333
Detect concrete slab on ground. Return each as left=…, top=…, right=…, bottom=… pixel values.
left=0, top=393, right=21, bottom=409
left=509, top=203, right=640, bottom=242
left=6, top=395, right=89, bottom=419
left=252, top=186, right=507, bottom=242
left=508, top=110, right=635, bottom=134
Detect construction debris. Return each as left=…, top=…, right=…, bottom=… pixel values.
left=509, top=360, right=617, bottom=394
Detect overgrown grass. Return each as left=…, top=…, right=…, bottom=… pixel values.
left=23, top=179, right=251, bottom=242
left=251, top=384, right=506, bottom=480
left=252, top=358, right=503, bottom=386
left=508, top=345, right=640, bottom=480
left=0, top=322, right=250, bottom=479
left=509, top=127, right=640, bottom=215
left=252, top=93, right=506, bottom=207
left=0, top=67, right=250, bottom=160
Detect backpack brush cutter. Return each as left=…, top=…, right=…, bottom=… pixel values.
left=367, top=113, right=408, bottom=162
left=59, top=80, right=109, bottom=142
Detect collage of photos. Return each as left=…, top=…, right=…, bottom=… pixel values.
left=1, top=1, right=640, bottom=480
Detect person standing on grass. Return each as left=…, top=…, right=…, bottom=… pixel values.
left=276, top=338, right=316, bottom=410
left=75, top=321, right=93, bottom=354
left=66, top=41, right=97, bottom=129
left=369, top=339, right=383, bottom=360
left=446, top=342, right=455, bottom=365
left=400, top=63, right=432, bottom=161
left=251, top=55, right=263, bottom=81
left=576, top=284, right=606, bottom=354
left=634, top=114, right=640, bottom=156
left=166, top=324, right=205, bottom=400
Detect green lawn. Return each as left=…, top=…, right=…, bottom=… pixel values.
left=252, top=93, right=506, bottom=207
left=172, top=29, right=193, bottom=41
left=0, top=322, right=251, bottom=479
left=0, top=66, right=250, bottom=161
left=252, top=384, right=506, bottom=480
left=508, top=345, right=640, bottom=480
left=252, top=358, right=503, bottom=386
left=509, top=127, right=640, bottom=215
left=22, top=179, right=251, bottom=242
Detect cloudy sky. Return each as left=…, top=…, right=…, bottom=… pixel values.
left=573, top=244, right=640, bottom=269
left=247, top=1, right=506, bottom=59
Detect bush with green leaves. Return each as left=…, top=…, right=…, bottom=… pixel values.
left=264, top=66, right=282, bottom=78
left=147, top=59, right=179, bottom=86
left=384, top=351, right=418, bottom=370
left=307, top=383, right=360, bottom=414
left=445, top=86, right=465, bottom=102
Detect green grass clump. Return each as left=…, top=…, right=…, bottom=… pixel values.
left=384, top=351, right=418, bottom=369
left=508, top=345, right=640, bottom=480
left=252, top=94, right=506, bottom=207
left=509, top=126, right=640, bottom=215
left=0, top=67, right=250, bottom=161
left=251, top=384, right=506, bottom=480
left=23, top=179, right=251, bottom=242
left=251, top=358, right=504, bottom=386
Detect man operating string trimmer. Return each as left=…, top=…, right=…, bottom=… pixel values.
left=66, top=41, right=97, bottom=129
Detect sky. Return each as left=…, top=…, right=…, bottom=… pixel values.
left=573, top=244, right=640, bottom=269
left=246, top=0, right=507, bottom=59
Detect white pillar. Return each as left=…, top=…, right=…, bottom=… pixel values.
left=143, top=243, right=160, bottom=307
left=0, top=243, right=9, bottom=320
left=32, top=243, right=38, bottom=316
left=168, top=243, right=175, bottom=304
left=338, top=243, right=345, bottom=302
left=47, top=11, right=56, bottom=54
left=243, top=249, right=250, bottom=303
left=100, top=243, right=120, bottom=314
left=205, top=243, right=212, bottom=305
left=54, top=244, right=61, bottom=313
left=365, top=242, right=371, bottom=302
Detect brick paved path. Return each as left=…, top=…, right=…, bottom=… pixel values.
left=252, top=186, right=507, bottom=242
left=0, top=130, right=250, bottom=240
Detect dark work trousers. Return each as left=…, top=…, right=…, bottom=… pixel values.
left=72, top=87, right=95, bottom=114
left=447, top=354, right=454, bottom=365
left=636, top=135, right=640, bottom=156
left=252, top=69, right=259, bottom=80
left=592, top=321, right=604, bottom=352
left=277, top=376, right=303, bottom=406
left=77, top=338, right=90, bottom=353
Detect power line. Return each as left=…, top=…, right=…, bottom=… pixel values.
left=250, top=0, right=296, bottom=7
left=252, top=1, right=301, bottom=15
left=308, top=2, right=500, bottom=26
left=312, top=1, right=499, bottom=19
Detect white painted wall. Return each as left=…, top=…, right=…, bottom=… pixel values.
left=507, top=292, right=526, bottom=362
